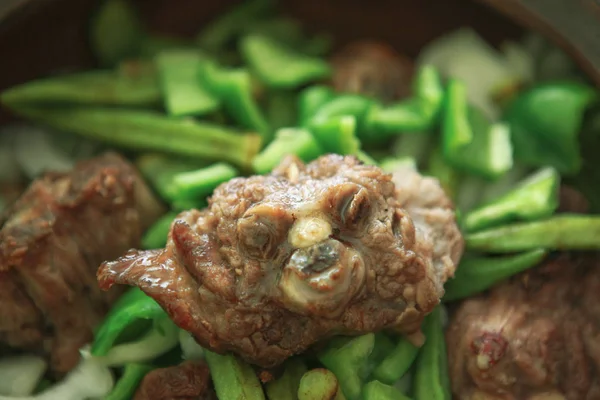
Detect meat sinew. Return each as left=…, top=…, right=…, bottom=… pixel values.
left=446, top=252, right=600, bottom=400
left=330, top=40, right=414, bottom=102
left=0, top=152, right=163, bottom=374
left=98, top=154, right=463, bottom=367
left=134, top=360, right=216, bottom=400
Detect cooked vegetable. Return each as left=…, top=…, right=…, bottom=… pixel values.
left=266, top=90, right=298, bottom=131
left=104, top=363, right=154, bottom=400
left=362, top=380, right=412, bottom=400
left=505, top=81, right=597, bottom=174
left=6, top=106, right=261, bottom=169
left=252, top=127, right=324, bottom=173
left=142, top=212, right=177, bottom=249
left=0, top=356, right=47, bottom=396
left=466, top=215, right=600, bottom=252
left=166, top=163, right=238, bottom=200
left=241, top=34, right=332, bottom=88
left=463, top=167, right=560, bottom=232
left=412, top=307, right=451, bottom=400
left=317, top=334, right=375, bottom=400
left=443, top=249, right=548, bottom=302
left=371, top=338, right=419, bottom=385
left=265, top=358, right=307, bottom=400
left=309, top=94, right=375, bottom=131
left=204, top=350, right=266, bottom=400
left=298, top=85, right=335, bottom=125
left=200, top=62, right=271, bottom=141
left=298, top=369, right=346, bottom=400
left=309, top=115, right=360, bottom=155
left=91, top=288, right=167, bottom=357
left=0, top=67, right=160, bottom=108
left=90, top=0, right=145, bottom=66
left=155, top=50, right=220, bottom=116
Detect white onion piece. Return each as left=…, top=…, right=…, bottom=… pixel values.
left=0, top=355, right=47, bottom=396
left=179, top=329, right=204, bottom=361
left=0, top=350, right=113, bottom=400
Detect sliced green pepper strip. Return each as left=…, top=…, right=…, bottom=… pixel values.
left=105, top=363, right=154, bottom=400
left=317, top=334, right=375, bottom=400
left=204, top=350, right=266, bottom=400
left=412, top=307, right=451, bottom=400
left=362, top=380, right=412, bottom=400
left=252, top=128, right=324, bottom=174
left=200, top=62, right=270, bottom=142
left=196, top=0, right=274, bottom=52
left=241, top=34, right=332, bottom=89
left=265, top=358, right=308, bottom=400
left=266, top=90, right=298, bottom=131
left=8, top=106, right=261, bottom=169
left=142, top=212, right=177, bottom=250
left=371, top=337, right=419, bottom=385
left=298, top=85, right=335, bottom=126
left=310, top=94, right=375, bottom=132
left=309, top=115, right=360, bottom=155
left=298, top=369, right=346, bottom=400
left=505, top=81, right=598, bottom=174
left=443, top=249, right=548, bottom=302
left=155, top=50, right=220, bottom=117
left=465, top=215, right=600, bottom=252
left=442, top=80, right=513, bottom=179
left=463, top=167, right=560, bottom=232
left=92, top=288, right=166, bottom=356
left=1, top=67, right=160, bottom=108
left=365, top=65, right=444, bottom=135
left=90, top=0, right=146, bottom=66
left=167, top=163, right=238, bottom=201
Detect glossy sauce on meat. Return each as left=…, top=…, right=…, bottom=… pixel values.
left=98, top=154, right=463, bottom=368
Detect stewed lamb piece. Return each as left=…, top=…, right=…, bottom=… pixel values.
left=98, top=154, right=463, bottom=368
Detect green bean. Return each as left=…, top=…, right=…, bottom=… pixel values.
left=465, top=215, right=600, bottom=252
left=105, top=363, right=154, bottom=400
left=412, top=307, right=451, bottom=400
left=10, top=106, right=261, bottom=169
left=200, top=62, right=271, bottom=142
left=298, top=85, right=335, bottom=126
left=317, top=334, right=375, bottom=400
left=362, top=380, right=412, bottom=400
left=155, top=50, right=220, bottom=117
left=463, top=167, right=560, bottom=232
left=371, top=337, right=419, bottom=385
left=204, top=350, right=266, bottom=400
left=141, top=212, right=177, bottom=250
left=90, top=0, right=146, bottom=66
left=265, top=358, right=307, bottom=400
left=443, top=249, right=548, bottom=302
left=309, top=115, right=360, bottom=155
left=171, top=198, right=208, bottom=212
left=1, top=67, right=160, bottom=108
left=252, top=128, right=324, bottom=174
left=298, top=369, right=346, bottom=400
left=167, top=163, right=238, bottom=201
left=241, top=34, right=332, bottom=89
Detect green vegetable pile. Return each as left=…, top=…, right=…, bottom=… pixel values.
left=1, top=0, right=600, bottom=399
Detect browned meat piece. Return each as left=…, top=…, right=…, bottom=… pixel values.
left=558, top=184, right=589, bottom=213
left=134, top=360, right=216, bottom=400
left=98, top=154, right=462, bottom=367
left=0, top=152, right=163, bottom=374
left=446, top=253, right=600, bottom=400
left=330, top=40, right=414, bottom=102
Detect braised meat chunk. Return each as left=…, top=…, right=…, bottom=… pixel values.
left=446, top=253, right=600, bottom=400
left=98, top=154, right=463, bottom=368
left=330, top=40, right=414, bottom=102
left=0, top=152, right=163, bottom=374
left=134, top=361, right=216, bottom=400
